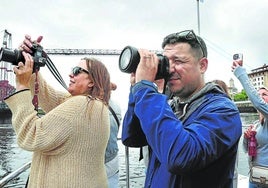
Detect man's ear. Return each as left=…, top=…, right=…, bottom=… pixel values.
left=199, top=58, right=208, bottom=74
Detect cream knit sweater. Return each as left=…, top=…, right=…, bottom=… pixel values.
left=4, top=75, right=110, bottom=188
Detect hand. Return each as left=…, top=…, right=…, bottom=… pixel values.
left=135, top=49, right=158, bottom=83
left=130, top=73, right=136, bottom=86
left=231, top=59, right=243, bottom=72
left=244, top=125, right=256, bottom=139
left=19, top=34, right=43, bottom=53
left=13, top=52, right=34, bottom=91
left=154, top=79, right=165, bottom=93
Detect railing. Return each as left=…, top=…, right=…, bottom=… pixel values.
left=0, top=143, right=132, bottom=188
left=234, top=100, right=257, bottom=113
left=0, top=161, right=31, bottom=188
left=45, top=48, right=122, bottom=55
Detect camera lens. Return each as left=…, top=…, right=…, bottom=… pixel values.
left=0, top=48, right=23, bottom=65
left=118, top=46, right=170, bottom=80
left=119, top=46, right=140, bottom=73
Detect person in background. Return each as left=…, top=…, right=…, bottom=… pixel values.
left=212, top=79, right=229, bottom=95
left=106, top=82, right=122, bottom=188
left=122, top=29, right=242, bottom=187
left=212, top=79, right=238, bottom=188
left=4, top=35, right=111, bottom=188
left=232, top=60, right=268, bottom=188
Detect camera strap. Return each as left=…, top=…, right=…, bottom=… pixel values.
left=108, top=105, right=120, bottom=128
left=32, top=69, right=39, bottom=111
left=45, top=55, right=68, bottom=90
left=30, top=51, right=68, bottom=112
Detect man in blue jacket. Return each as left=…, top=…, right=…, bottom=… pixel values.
left=122, top=30, right=242, bottom=188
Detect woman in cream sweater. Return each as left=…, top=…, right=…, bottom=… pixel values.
left=5, top=49, right=110, bottom=187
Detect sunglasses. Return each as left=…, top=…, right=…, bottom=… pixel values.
left=163, top=30, right=206, bottom=57
left=71, top=66, right=89, bottom=76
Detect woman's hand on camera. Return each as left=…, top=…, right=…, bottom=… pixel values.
left=13, top=52, right=34, bottom=91
left=19, top=34, right=43, bottom=53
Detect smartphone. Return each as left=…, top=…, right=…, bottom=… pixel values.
left=233, top=53, right=243, bottom=61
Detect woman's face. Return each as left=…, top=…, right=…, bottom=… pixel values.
left=67, top=59, right=94, bottom=96
left=258, top=88, right=268, bottom=103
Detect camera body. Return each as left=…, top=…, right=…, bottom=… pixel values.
left=0, top=43, right=46, bottom=70
left=233, top=53, right=243, bottom=61
left=119, top=46, right=170, bottom=80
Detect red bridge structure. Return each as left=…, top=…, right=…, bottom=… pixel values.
left=0, top=30, right=15, bottom=123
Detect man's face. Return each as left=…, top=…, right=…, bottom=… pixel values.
left=163, top=42, right=207, bottom=100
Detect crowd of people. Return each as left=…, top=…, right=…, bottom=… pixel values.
left=3, top=30, right=267, bottom=188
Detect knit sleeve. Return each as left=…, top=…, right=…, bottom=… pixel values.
left=30, top=73, right=71, bottom=113
left=4, top=90, right=88, bottom=153
left=234, top=66, right=268, bottom=118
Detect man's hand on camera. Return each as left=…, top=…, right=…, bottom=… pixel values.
left=135, top=49, right=158, bottom=83
left=154, top=79, right=165, bottom=93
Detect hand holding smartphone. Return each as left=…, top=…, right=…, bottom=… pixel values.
left=233, top=53, right=243, bottom=66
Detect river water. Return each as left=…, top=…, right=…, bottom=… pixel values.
left=0, top=112, right=259, bottom=188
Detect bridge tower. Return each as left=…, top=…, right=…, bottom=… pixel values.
left=0, top=30, right=15, bottom=104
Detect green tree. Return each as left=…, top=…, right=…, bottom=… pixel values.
left=233, top=89, right=248, bottom=101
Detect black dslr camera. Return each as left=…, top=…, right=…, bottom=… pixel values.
left=0, top=43, right=47, bottom=70
left=118, top=46, right=170, bottom=80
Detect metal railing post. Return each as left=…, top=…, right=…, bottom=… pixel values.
left=125, top=146, right=130, bottom=188
left=0, top=161, right=31, bottom=188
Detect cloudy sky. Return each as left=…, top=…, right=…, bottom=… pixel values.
left=1, top=0, right=268, bottom=109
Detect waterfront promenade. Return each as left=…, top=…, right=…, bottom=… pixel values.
left=1, top=112, right=256, bottom=187
left=0, top=135, right=250, bottom=188
left=117, top=113, right=255, bottom=187
left=117, top=141, right=249, bottom=188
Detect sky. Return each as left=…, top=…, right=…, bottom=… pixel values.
left=1, top=0, right=268, bottom=110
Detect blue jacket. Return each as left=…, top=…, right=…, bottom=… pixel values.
left=122, top=81, right=242, bottom=188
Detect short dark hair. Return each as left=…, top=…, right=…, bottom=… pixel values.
left=162, top=30, right=207, bottom=58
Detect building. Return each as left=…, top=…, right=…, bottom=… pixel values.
left=228, top=64, right=268, bottom=95
left=248, top=64, right=268, bottom=89
left=228, top=78, right=238, bottom=96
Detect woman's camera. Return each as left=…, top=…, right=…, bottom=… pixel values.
left=118, top=46, right=170, bottom=80
left=0, top=43, right=47, bottom=70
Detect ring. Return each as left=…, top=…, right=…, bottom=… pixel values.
left=19, top=45, right=24, bottom=50
left=16, top=66, right=23, bottom=69
left=143, top=55, right=151, bottom=58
